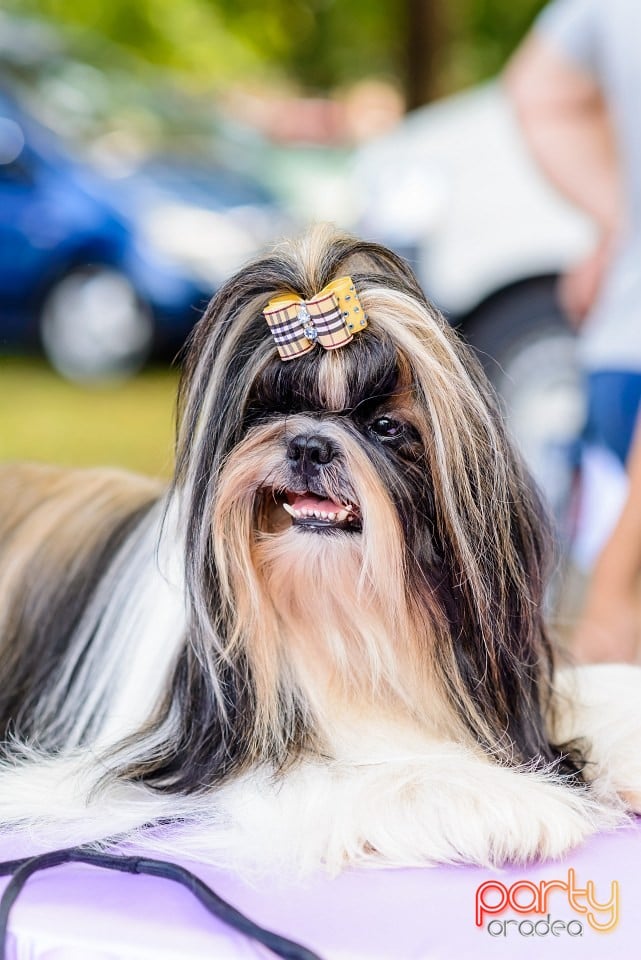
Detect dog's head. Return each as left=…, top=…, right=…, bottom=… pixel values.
left=137, top=227, right=578, bottom=793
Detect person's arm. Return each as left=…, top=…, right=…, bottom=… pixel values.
left=505, top=29, right=624, bottom=323
left=504, top=31, right=622, bottom=235
left=573, top=422, right=641, bottom=663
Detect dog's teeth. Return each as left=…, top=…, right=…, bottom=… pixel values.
left=283, top=501, right=354, bottom=524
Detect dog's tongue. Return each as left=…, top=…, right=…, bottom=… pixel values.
left=290, top=493, right=343, bottom=513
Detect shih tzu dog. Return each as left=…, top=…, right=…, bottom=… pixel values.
left=0, top=225, right=640, bottom=874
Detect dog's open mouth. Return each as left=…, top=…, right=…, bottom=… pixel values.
left=280, top=491, right=361, bottom=532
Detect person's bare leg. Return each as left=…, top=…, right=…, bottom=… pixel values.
left=573, top=422, right=641, bottom=663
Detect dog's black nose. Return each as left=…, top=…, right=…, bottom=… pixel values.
left=287, top=434, right=336, bottom=473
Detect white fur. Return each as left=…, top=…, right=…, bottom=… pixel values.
left=0, top=660, right=639, bottom=875
left=554, top=665, right=641, bottom=806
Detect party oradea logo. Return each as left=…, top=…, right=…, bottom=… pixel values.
left=475, top=868, right=619, bottom=938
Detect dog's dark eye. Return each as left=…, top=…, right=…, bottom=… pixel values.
left=368, top=416, right=404, bottom=440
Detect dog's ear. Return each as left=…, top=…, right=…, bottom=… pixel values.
left=410, top=350, right=580, bottom=778
left=427, top=443, right=556, bottom=758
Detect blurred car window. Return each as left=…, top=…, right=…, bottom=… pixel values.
left=0, top=16, right=290, bottom=381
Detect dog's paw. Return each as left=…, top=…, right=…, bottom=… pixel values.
left=319, top=756, right=624, bottom=870
left=342, top=754, right=625, bottom=869
left=463, top=770, right=619, bottom=866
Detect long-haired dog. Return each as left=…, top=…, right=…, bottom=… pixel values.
left=0, top=226, right=640, bottom=874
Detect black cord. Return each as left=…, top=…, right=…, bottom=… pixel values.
left=0, top=847, right=323, bottom=960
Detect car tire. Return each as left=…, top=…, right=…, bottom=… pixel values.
left=462, top=277, right=585, bottom=519
left=40, top=267, right=154, bottom=381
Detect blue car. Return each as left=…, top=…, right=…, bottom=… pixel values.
left=0, top=88, right=279, bottom=379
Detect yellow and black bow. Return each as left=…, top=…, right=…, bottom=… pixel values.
left=263, top=276, right=367, bottom=361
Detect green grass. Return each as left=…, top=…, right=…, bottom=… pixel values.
left=0, top=357, right=178, bottom=478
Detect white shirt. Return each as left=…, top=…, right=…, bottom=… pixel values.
left=537, top=0, right=641, bottom=370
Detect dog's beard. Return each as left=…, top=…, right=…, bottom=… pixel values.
left=211, top=415, right=445, bottom=750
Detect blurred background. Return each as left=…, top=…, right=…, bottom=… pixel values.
left=0, top=0, right=590, bottom=520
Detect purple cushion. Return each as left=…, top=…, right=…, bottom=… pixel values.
left=0, top=821, right=638, bottom=958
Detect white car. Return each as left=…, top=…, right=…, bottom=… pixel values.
left=354, top=81, right=597, bottom=512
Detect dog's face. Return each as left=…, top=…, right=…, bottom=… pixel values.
left=227, top=329, right=430, bottom=544
left=247, top=332, right=428, bottom=539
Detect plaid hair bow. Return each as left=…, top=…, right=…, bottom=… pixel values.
left=263, top=276, right=367, bottom=361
